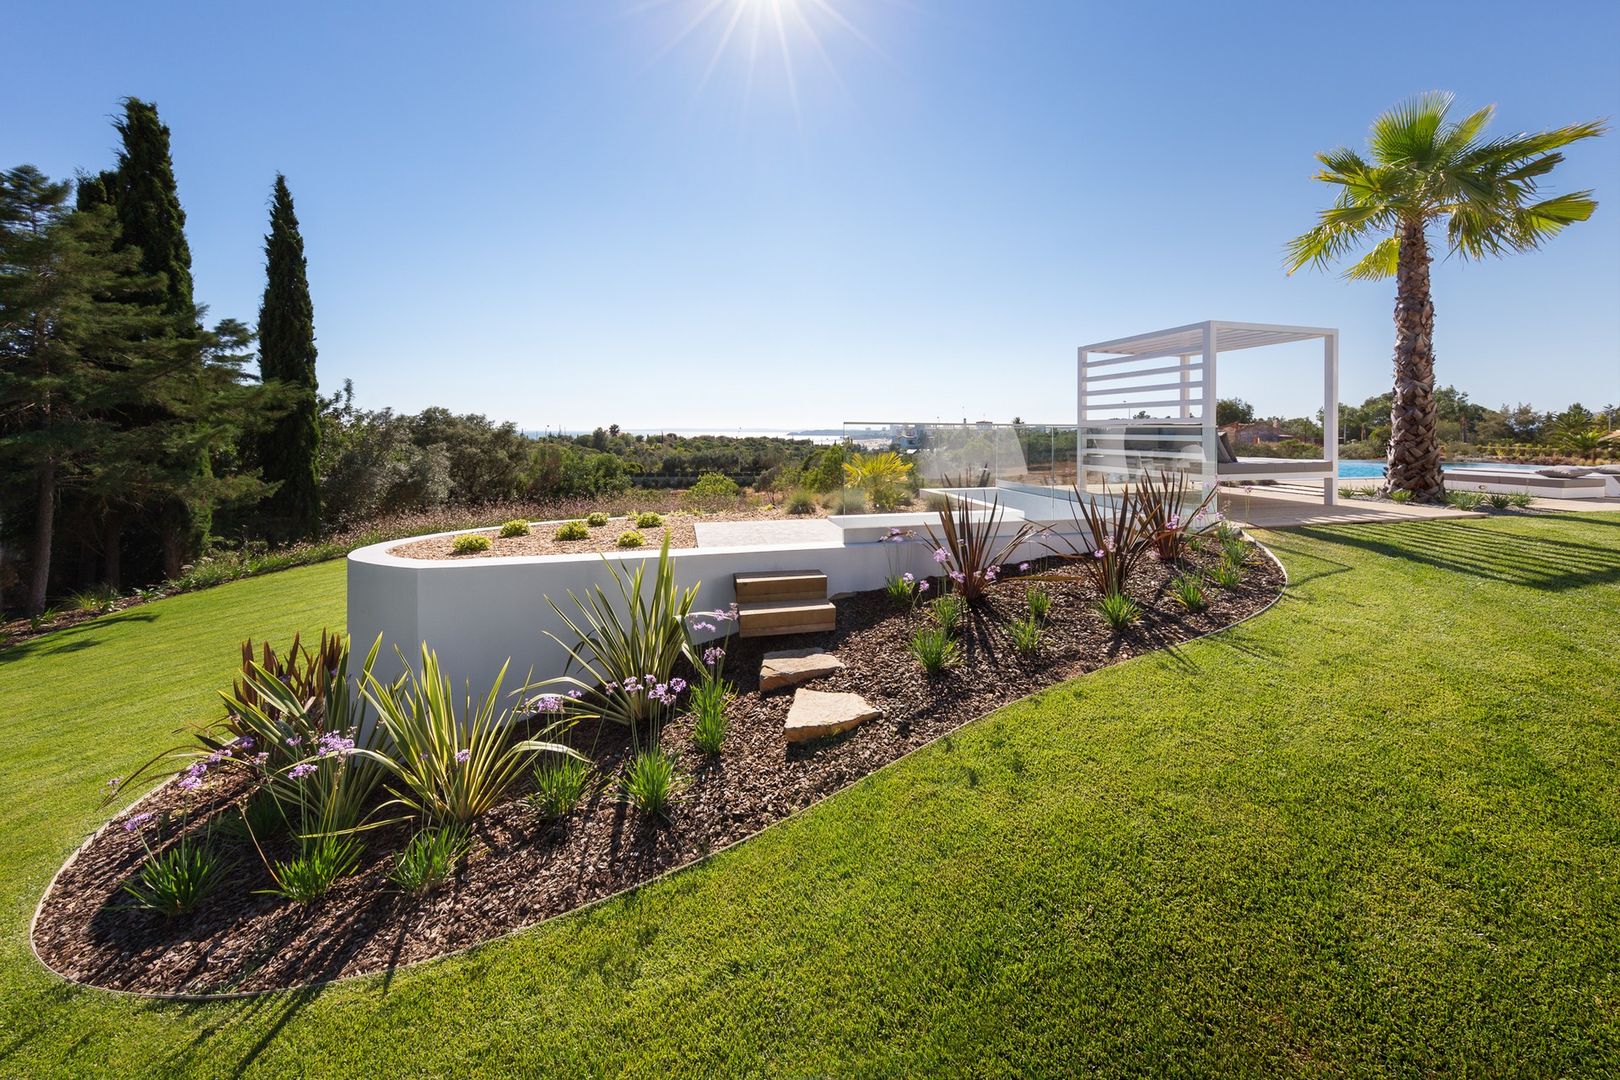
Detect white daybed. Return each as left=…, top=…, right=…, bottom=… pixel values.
left=1445, top=467, right=1612, bottom=500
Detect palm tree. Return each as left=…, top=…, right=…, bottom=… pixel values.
left=1287, top=93, right=1605, bottom=499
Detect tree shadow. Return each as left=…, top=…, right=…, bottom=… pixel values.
left=0, top=609, right=160, bottom=667
left=1291, top=520, right=1620, bottom=592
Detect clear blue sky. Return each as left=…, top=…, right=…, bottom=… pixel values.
left=10, top=0, right=1619, bottom=430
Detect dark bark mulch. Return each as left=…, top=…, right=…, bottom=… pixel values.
left=32, top=542, right=1283, bottom=996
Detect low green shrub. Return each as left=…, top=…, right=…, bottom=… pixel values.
left=1505, top=491, right=1534, bottom=509
left=1486, top=492, right=1512, bottom=509
left=499, top=520, right=531, bottom=538
left=1025, top=584, right=1053, bottom=621
left=1208, top=561, right=1244, bottom=589
left=586, top=511, right=611, bottom=527
left=68, top=584, right=121, bottom=614
left=909, top=626, right=962, bottom=674
left=930, top=593, right=965, bottom=633
left=822, top=489, right=866, bottom=514
left=1097, top=592, right=1143, bottom=631
left=786, top=489, right=817, bottom=515
left=616, top=529, right=645, bottom=548
left=635, top=511, right=664, bottom=528
left=622, top=746, right=678, bottom=819
left=1007, top=616, right=1044, bottom=656
left=529, top=755, right=591, bottom=820
left=122, top=832, right=233, bottom=916
left=1338, top=485, right=1377, bottom=499
left=265, top=833, right=362, bottom=904
left=217, top=788, right=292, bottom=845
left=884, top=573, right=917, bottom=606
left=1445, top=490, right=1486, bottom=510
left=388, top=825, right=471, bottom=893
left=1388, top=488, right=1415, bottom=503
left=451, top=534, right=492, bottom=555
left=1170, top=574, right=1208, bottom=612
left=689, top=679, right=730, bottom=755
left=685, top=472, right=741, bottom=510
left=554, top=520, right=589, bottom=541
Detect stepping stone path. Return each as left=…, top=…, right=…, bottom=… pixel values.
left=759, top=648, right=845, bottom=692
left=784, top=689, right=882, bottom=744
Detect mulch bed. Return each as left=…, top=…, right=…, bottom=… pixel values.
left=33, top=540, right=1284, bottom=996
left=387, top=506, right=824, bottom=561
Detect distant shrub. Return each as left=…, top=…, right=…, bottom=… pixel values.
left=1389, top=488, right=1414, bottom=503
left=499, top=519, right=531, bottom=538
left=822, top=489, right=865, bottom=514
left=909, top=626, right=962, bottom=674
left=451, top=534, right=491, bottom=555
left=786, top=489, right=817, bottom=515
left=555, top=520, right=589, bottom=541
left=685, top=472, right=741, bottom=510
left=1486, top=492, right=1512, bottom=510
left=1505, top=491, right=1534, bottom=509
left=617, top=529, right=645, bottom=548
left=68, top=584, right=120, bottom=614
left=1445, top=490, right=1486, bottom=510
left=586, top=511, right=610, bottom=527
left=1339, top=485, right=1377, bottom=499
left=635, top=511, right=664, bottom=528
left=1097, top=593, right=1143, bottom=631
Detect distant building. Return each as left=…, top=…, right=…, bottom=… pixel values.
left=1219, top=421, right=1290, bottom=446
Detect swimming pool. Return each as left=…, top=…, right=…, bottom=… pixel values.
left=1337, top=460, right=1544, bottom=479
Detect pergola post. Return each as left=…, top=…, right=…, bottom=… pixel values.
left=1201, top=324, right=1218, bottom=499
left=1179, top=355, right=1191, bottom=418
left=1323, top=331, right=1339, bottom=506
left=1076, top=348, right=1089, bottom=494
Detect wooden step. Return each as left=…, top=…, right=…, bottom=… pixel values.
left=737, top=599, right=837, bottom=638
left=733, top=569, right=828, bottom=604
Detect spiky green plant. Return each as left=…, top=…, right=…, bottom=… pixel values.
left=925, top=494, right=1034, bottom=603
left=529, top=755, right=591, bottom=820
left=688, top=678, right=730, bottom=755
left=388, top=825, right=471, bottom=893
left=622, top=746, right=679, bottom=819
left=358, top=647, right=579, bottom=826
left=1007, top=616, right=1044, bottom=657
left=910, top=626, right=962, bottom=674
left=1170, top=575, right=1208, bottom=612
left=123, top=832, right=234, bottom=916
left=1097, top=592, right=1143, bottom=631
left=539, top=535, right=700, bottom=729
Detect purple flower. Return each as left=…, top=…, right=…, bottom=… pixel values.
left=932, top=548, right=949, bottom=565
left=1019, top=562, right=1031, bottom=572
left=455, top=748, right=472, bottom=764
left=287, top=761, right=318, bottom=780
left=185, top=761, right=209, bottom=780
left=622, top=677, right=641, bottom=693
left=918, top=580, right=930, bottom=593
left=568, top=689, right=583, bottom=699
left=106, top=777, right=122, bottom=790
left=317, top=732, right=355, bottom=757
left=285, top=735, right=303, bottom=748
left=693, top=621, right=717, bottom=633
left=252, top=752, right=270, bottom=767
left=902, top=572, right=915, bottom=585
left=533, top=694, right=565, bottom=713
left=670, top=678, right=688, bottom=694
left=122, top=811, right=155, bottom=833
left=703, top=646, right=725, bottom=667
left=949, top=570, right=966, bottom=584
left=235, top=736, right=256, bottom=751
left=1093, top=549, right=1106, bottom=559
left=1166, top=515, right=1181, bottom=530
left=177, top=775, right=202, bottom=792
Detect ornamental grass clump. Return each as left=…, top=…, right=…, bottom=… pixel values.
left=930, top=593, right=965, bottom=634
left=786, top=489, right=816, bottom=515
left=1445, top=489, right=1487, bottom=510
left=622, top=746, right=679, bottom=819
left=925, top=494, right=1034, bottom=603
left=358, top=647, right=580, bottom=826
left=121, top=827, right=234, bottom=917
left=555, top=520, right=589, bottom=541
left=499, top=519, right=531, bottom=538
left=910, top=626, right=962, bottom=674
left=1170, top=574, right=1208, bottom=612
left=1007, top=616, right=1044, bottom=657
left=1208, top=561, right=1244, bottom=589
left=388, top=825, right=471, bottom=893
left=1097, top=592, right=1143, bottom=631
left=529, top=755, right=591, bottom=820
left=688, top=677, right=730, bottom=754
left=264, top=832, right=362, bottom=904
left=1040, top=482, right=1153, bottom=600
left=540, top=535, right=702, bottom=729
left=1025, top=584, right=1053, bottom=622
left=617, top=529, right=644, bottom=548
left=452, top=534, right=492, bottom=555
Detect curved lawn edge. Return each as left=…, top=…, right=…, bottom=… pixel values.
left=30, top=539, right=1290, bottom=1002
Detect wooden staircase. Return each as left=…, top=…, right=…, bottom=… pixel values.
left=733, top=570, right=836, bottom=638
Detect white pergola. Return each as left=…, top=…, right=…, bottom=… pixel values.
left=1077, top=320, right=1341, bottom=505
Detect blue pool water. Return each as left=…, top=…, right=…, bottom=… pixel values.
left=1337, top=459, right=1542, bottom=479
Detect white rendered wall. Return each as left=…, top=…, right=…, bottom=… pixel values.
left=347, top=519, right=1084, bottom=696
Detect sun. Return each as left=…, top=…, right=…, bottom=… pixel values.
left=639, top=0, right=880, bottom=119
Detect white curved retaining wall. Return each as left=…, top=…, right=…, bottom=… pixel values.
left=346, top=517, right=1069, bottom=695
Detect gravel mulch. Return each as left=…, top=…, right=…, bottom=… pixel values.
left=387, top=507, right=825, bottom=560
left=33, top=540, right=1283, bottom=996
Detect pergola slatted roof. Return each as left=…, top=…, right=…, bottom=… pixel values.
left=1080, top=320, right=1338, bottom=358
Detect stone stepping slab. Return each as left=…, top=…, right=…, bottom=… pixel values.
left=760, top=648, right=845, bottom=692
left=784, top=689, right=882, bottom=744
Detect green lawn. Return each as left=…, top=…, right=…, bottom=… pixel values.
left=1, top=515, right=1617, bottom=1076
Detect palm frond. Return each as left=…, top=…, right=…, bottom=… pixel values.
left=1368, top=91, right=1454, bottom=167
left=1344, top=235, right=1401, bottom=280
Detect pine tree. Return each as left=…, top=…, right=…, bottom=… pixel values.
left=256, top=174, right=321, bottom=540
left=0, top=166, right=171, bottom=612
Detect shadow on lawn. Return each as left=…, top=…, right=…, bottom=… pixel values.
left=0, top=609, right=159, bottom=668
left=1291, top=519, right=1620, bottom=593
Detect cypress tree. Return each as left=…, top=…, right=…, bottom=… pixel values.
left=104, top=99, right=195, bottom=326
left=256, top=174, right=321, bottom=539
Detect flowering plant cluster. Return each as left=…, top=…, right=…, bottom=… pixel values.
left=924, top=494, right=1034, bottom=604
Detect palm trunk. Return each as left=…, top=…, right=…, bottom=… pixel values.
left=27, top=456, right=57, bottom=615
left=1386, top=221, right=1444, bottom=499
